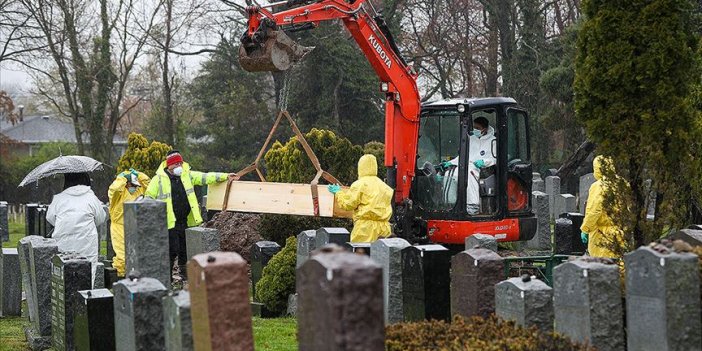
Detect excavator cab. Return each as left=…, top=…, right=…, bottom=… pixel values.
left=410, top=98, right=535, bottom=244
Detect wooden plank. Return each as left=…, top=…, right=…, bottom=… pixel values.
left=206, top=181, right=353, bottom=218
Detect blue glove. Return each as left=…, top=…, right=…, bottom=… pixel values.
left=581, top=231, right=588, bottom=244
left=473, top=159, right=485, bottom=168
left=327, top=184, right=341, bottom=194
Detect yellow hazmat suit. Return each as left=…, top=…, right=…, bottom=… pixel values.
left=108, top=171, right=150, bottom=276
left=580, top=156, right=622, bottom=258
left=336, top=154, right=394, bottom=242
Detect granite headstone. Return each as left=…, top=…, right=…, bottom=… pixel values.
left=296, top=230, right=317, bottom=268
left=124, top=199, right=170, bottom=287
left=0, top=248, right=21, bottom=317
left=73, top=289, right=115, bottom=351
left=185, top=227, right=220, bottom=260
left=495, top=276, right=554, bottom=333
left=163, top=290, right=193, bottom=351
left=451, top=249, right=505, bottom=319
left=113, top=276, right=168, bottom=351
left=402, top=245, right=451, bottom=321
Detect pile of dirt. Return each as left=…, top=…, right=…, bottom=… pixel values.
left=203, top=211, right=263, bottom=262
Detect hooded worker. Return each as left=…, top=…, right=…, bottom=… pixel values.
left=145, top=150, right=234, bottom=282
left=580, top=155, right=623, bottom=258
left=47, top=172, right=107, bottom=286
left=446, top=117, right=496, bottom=214
left=328, top=154, right=393, bottom=242
left=108, top=169, right=150, bottom=277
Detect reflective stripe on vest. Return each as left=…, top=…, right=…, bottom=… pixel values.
left=185, top=188, right=195, bottom=195
left=201, top=173, right=207, bottom=185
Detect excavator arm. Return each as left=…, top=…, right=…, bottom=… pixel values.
left=241, top=0, right=421, bottom=203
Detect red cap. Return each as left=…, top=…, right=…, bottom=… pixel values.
left=166, top=152, right=183, bottom=167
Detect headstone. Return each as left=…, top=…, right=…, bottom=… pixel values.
left=495, top=276, right=554, bottom=333
left=113, top=276, right=168, bottom=351
left=668, top=229, right=702, bottom=247
left=51, top=253, right=92, bottom=351
left=554, top=218, right=573, bottom=255
left=532, top=173, right=545, bottom=193
left=402, top=244, right=451, bottom=321
left=625, top=246, right=701, bottom=350
left=29, top=237, right=59, bottom=336
left=188, top=252, right=253, bottom=351
left=545, top=176, right=561, bottom=219
left=250, top=241, right=281, bottom=304
left=370, top=238, right=411, bottom=324
left=286, top=293, right=298, bottom=317
left=579, top=173, right=596, bottom=213
left=344, top=242, right=371, bottom=255
left=124, top=199, right=170, bottom=287
left=93, top=262, right=105, bottom=289
left=451, top=249, right=505, bottom=319
left=296, top=230, right=317, bottom=268
left=0, top=202, right=8, bottom=242
left=526, top=191, right=550, bottom=250
left=18, top=236, right=44, bottom=324
left=73, top=289, right=115, bottom=351
left=26, top=203, right=40, bottom=236
left=0, top=248, right=21, bottom=316
left=315, top=227, right=351, bottom=247
left=200, top=195, right=208, bottom=222
left=297, top=251, right=384, bottom=351
left=163, top=290, right=193, bottom=351
left=563, top=213, right=587, bottom=254
left=554, top=194, right=576, bottom=218
left=465, top=234, right=498, bottom=252
left=185, top=227, right=220, bottom=260
left=553, top=258, right=624, bottom=351
left=103, top=266, right=119, bottom=289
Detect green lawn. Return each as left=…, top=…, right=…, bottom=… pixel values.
left=2, top=219, right=25, bottom=249
left=0, top=313, right=297, bottom=350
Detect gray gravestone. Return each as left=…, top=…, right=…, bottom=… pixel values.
left=51, top=253, right=92, bottom=351
left=163, top=290, right=193, bottom=351
left=0, top=248, right=21, bottom=316
left=495, top=276, right=553, bottom=333
left=344, top=242, right=371, bottom=255
left=402, top=245, right=451, bottom=321
left=579, top=173, right=596, bottom=213
left=315, top=227, right=351, bottom=247
left=554, top=194, right=576, bottom=218
left=370, top=238, right=411, bottom=324
left=296, top=230, right=317, bottom=268
left=73, top=289, right=115, bottom=351
left=526, top=191, right=550, bottom=250
left=124, top=199, right=170, bottom=288
left=29, top=237, right=59, bottom=336
left=74, top=289, right=115, bottom=351
left=554, top=218, right=573, bottom=255
left=93, top=262, right=105, bottom=289
left=185, top=227, right=220, bottom=260
left=451, top=249, right=505, bottom=319
left=18, top=236, right=44, bottom=324
left=532, top=173, right=545, bottom=193
left=114, top=276, right=168, bottom=351
left=250, top=241, right=281, bottom=305
left=553, top=258, right=625, bottom=351
left=286, top=293, right=298, bottom=317
left=0, top=202, right=8, bottom=242
left=297, top=252, right=384, bottom=351
left=200, top=195, right=208, bottom=222
left=545, top=176, right=561, bottom=220
left=668, top=229, right=702, bottom=247
left=562, top=213, right=587, bottom=254
left=465, top=234, right=497, bottom=252
left=625, top=246, right=701, bottom=351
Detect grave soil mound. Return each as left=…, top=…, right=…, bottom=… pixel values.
left=386, top=315, right=593, bottom=351
left=203, top=211, right=262, bottom=262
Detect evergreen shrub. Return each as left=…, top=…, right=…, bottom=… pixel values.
left=256, top=236, right=297, bottom=315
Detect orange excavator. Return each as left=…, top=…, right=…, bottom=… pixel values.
left=238, top=0, right=536, bottom=245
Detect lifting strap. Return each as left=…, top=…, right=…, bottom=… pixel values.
left=221, top=110, right=342, bottom=215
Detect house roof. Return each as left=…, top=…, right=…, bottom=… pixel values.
left=1, top=115, right=126, bottom=145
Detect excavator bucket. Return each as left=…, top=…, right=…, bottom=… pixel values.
left=239, top=29, right=314, bottom=72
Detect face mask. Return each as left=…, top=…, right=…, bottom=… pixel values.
left=127, top=187, right=137, bottom=194
left=472, top=129, right=483, bottom=137
left=173, top=166, right=183, bottom=176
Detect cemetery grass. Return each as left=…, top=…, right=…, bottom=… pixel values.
left=2, top=219, right=24, bottom=249
left=253, top=317, right=297, bottom=350
left=0, top=315, right=26, bottom=351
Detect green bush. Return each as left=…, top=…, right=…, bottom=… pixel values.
left=256, top=236, right=298, bottom=315
left=363, top=141, right=385, bottom=174
left=116, top=133, right=171, bottom=177
left=386, top=315, right=592, bottom=351
left=264, top=128, right=363, bottom=185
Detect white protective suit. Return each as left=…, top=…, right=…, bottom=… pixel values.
left=449, top=126, right=496, bottom=213
left=46, top=185, right=107, bottom=286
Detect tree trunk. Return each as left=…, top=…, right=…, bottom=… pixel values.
left=162, top=0, right=175, bottom=146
